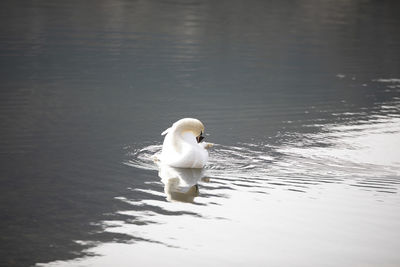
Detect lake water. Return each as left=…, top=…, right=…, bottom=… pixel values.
left=1, top=1, right=400, bottom=266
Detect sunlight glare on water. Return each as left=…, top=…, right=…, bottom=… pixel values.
left=39, top=101, right=400, bottom=267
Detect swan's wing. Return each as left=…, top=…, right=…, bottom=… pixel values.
left=201, top=142, right=214, bottom=149
left=161, top=127, right=171, bottom=135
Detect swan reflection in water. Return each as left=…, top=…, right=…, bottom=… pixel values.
left=158, top=164, right=209, bottom=203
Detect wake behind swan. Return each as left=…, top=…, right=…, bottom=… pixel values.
left=125, top=115, right=400, bottom=195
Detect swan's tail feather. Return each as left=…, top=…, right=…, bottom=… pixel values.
left=161, top=127, right=171, bottom=136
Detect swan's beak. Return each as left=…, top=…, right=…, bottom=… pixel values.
left=196, top=131, right=204, bottom=143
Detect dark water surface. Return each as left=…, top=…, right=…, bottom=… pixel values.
left=1, top=1, right=400, bottom=266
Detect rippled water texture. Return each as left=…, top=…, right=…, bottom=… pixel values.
left=1, top=1, right=400, bottom=266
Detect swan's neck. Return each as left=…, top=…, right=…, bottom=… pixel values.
left=180, top=131, right=197, bottom=144
left=170, top=129, right=196, bottom=153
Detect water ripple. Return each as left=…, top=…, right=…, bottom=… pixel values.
left=125, top=115, right=400, bottom=196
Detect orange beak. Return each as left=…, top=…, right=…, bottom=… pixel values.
left=196, top=131, right=204, bottom=143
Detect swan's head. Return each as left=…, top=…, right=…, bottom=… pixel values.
left=165, top=118, right=205, bottom=143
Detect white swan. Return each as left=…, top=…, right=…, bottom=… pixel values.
left=160, top=118, right=212, bottom=168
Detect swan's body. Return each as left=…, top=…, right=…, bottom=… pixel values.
left=160, top=118, right=211, bottom=168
